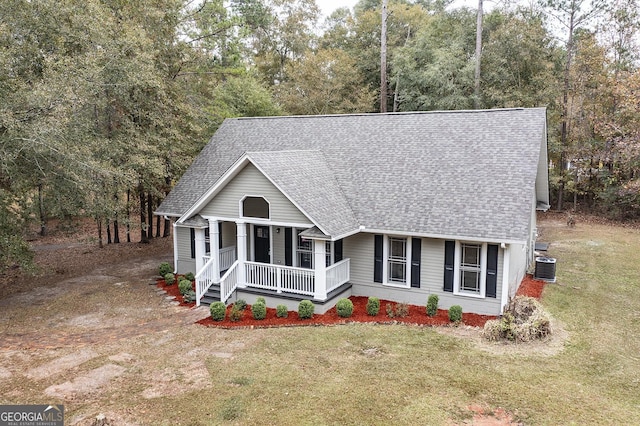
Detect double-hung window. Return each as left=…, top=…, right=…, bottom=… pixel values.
left=297, top=236, right=313, bottom=269
left=388, top=237, right=407, bottom=283
left=459, top=243, right=481, bottom=293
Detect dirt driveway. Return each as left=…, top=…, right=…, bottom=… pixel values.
left=0, top=229, right=260, bottom=425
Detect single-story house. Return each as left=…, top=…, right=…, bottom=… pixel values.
left=155, top=108, right=550, bottom=315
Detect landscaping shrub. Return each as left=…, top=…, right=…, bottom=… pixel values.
left=256, top=296, right=266, bottom=305
left=183, top=290, right=196, bottom=303
left=234, top=299, right=247, bottom=311
left=426, top=294, right=439, bottom=317
left=184, top=272, right=195, bottom=281
left=298, top=300, right=315, bottom=319
left=252, top=302, right=267, bottom=320
left=276, top=304, right=288, bottom=318
left=229, top=304, right=244, bottom=322
left=164, top=272, right=175, bottom=285
left=210, top=302, right=226, bottom=321
left=448, top=305, right=463, bottom=322
left=386, top=303, right=395, bottom=318
left=159, top=262, right=172, bottom=277
left=366, top=297, right=380, bottom=316
left=482, top=296, right=552, bottom=342
left=178, top=279, right=193, bottom=295
left=336, top=298, right=354, bottom=318
left=395, top=302, right=409, bottom=318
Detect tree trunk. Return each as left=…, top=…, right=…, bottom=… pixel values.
left=97, top=218, right=103, bottom=249
left=106, top=220, right=112, bottom=244
left=113, top=218, right=120, bottom=243
left=139, top=186, right=149, bottom=243
left=126, top=189, right=131, bottom=243
left=474, top=0, right=483, bottom=109
left=147, top=193, right=154, bottom=240
left=38, top=182, right=46, bottom=236
left=380, top=0, right=388, bottom=113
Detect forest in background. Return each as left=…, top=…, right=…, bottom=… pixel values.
left=1, top=0, right=639, bottom=271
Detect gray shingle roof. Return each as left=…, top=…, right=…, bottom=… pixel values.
left=156, top=108, right=548, bottom=243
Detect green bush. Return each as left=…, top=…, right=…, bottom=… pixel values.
left=298, top=300, right=315, bottom=319
left=336, top=298, right=354, bottom=318
left=183, top=290, right=196, bottom=303
left=252, top=302, right=266, bottom=320
left=448, top=305, right=463, bottom=322
left=184, top=272, right=195, bottom=281
left=256, top=296, right=266, bottom=305
left=366, top=297, right=380, bottom=316
left=164, top=272, right=175, bottom=285
left=234, top=299, right=247, bottom=311
left=178, top=279, right=193, bottom=295
left=210, top=302, right=226, bottom=321
left=426, top=294, right=439, bottom=317
left=276, top=304, right=288, bottom=318
left=229, top=304, right=244, bottom=322
left=159, top=262, right=172, bottom=277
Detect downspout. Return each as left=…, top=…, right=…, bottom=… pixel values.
left=172, top=220, right=178, bottom=274
left=500, top=243, right=510, bottom=314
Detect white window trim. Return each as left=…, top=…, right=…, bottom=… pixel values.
left=453, top=241, right=487, bottom=298
left=382, top=235, right=412, bottom=289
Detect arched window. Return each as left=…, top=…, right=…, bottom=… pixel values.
left=242, top=196, right=269, bottom=219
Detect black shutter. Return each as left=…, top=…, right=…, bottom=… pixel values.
left=444, top=240, right=454, bottom=292
left=285, top=228, right=293, bottom=266
left=190, top=228, right=195, bottom=259
left=335, top=239, right=343, bottom=262
left=486, top=244, right=499, bottom=298
left=205, top=227, right=210, bottom=254
left=411, top=238, right=421, bottom=288
left=218, top=221, right=223, bottom=248
left=374, top=235, right=383, bottom=283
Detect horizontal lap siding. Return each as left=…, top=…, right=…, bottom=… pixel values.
left=176, top=226, right=195, bottom=275
left=272, top=228, right=286, bottom=265
left=345, top=233, right=505, bottom=316
left=221, top=221, right=236, bottom=249
left=509, top=243, right=527, bottom=299
left=200, top=164, right=311, bottom=224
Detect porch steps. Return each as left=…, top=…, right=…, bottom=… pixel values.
left=199, top=284, right=221, bottom=306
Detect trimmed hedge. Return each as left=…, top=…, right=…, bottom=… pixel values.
left=164, top=273, right=175, bottom=285
left=448, top=305, right=463, bottom=322
left=184, top=272, right=195, bottom=281
left=298, top=300, right=315, bottom=319
left=251, top=302, right=267, bottom=320
left=178, top=279, right=193, bottom=295
left=210, top=302, right=226, bottom=321
left=159, top=262, right=172, bottom=277
left=366, top=297, right=380, bottom=316
left=336, top=298, right=354, bottom=318
left=426, top=294, right=439, bottom=317
left=276, top=305, right=288, bottom=318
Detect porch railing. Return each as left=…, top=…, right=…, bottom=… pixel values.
left=219, top=246, right=236, bottom=271
left=195, top=256, right=218, bottom=307
left=326, top=258, right=350, bottom=293
left=245, top=261, right=315, bottom=296
left=219, top=261, right=239, bottom=304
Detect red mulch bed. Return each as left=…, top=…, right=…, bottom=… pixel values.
left=158, top=274, right=547, bottom=329
left=157, top=278, right=195, bottom=307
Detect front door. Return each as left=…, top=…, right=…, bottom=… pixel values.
left=254, top=225, right=270, bottom=263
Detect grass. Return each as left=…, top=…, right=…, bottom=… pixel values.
left=3, top=218, right=639, bottom=424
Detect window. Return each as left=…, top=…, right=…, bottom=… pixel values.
left=459, top=243, right=481, bottom=293
left=297, top=236, right=313, bottom=269
left=242, top=196, right=269, bottom=219
left=326, top=241, right=332, bottom=267
left=387, top=237, right=407, bottom=283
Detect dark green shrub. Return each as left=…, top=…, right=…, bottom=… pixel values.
left=336, top=298, right=354, bottom=318
left=159, top=262, right=172, bottom=277
left=366, top=297, right=380, bottom=316
left=210, top=302, right=226, bottom=321
left=251, top=302, right=266, bottom=320
left=183, top=290, right=196, bottom=303
left=426, top=295, right=439, bottom=317
left=298, top=300, right=315, bottom=319
left=448, top=305, right=463, bottom=322
left=164, top=272, right=175, bottom=285
left=178, top=279, right=193, bottom=295
left=229, top=304, right=244, bottom=322
left=234, top=299, right=247, bottom=311
left=184, top=272, right=195, bottom=281
left=276, top=304, right=288, bottom=318
left=256, top=296, right=266, bottom=305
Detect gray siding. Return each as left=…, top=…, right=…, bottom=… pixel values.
left=272, top=226, right=286, bottom=265
left=509, top=243, right=527, bottom=299
left=176, top=226, right=195, bottom=275
left=200, top=163, right=311, bottom=224
left=220, top=221, right=236, bottom=249
left=345, top=233, right=505, bottom=316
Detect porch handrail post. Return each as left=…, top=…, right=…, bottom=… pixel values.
left=236, top=221, right=247, bottom=288
left=194, top=227, right=206, bottom=275
left=313, top=239, right=327, bottom=300
left=276, top=265, right=282, bottom=293
left=209, top=220, right=220, bottom=281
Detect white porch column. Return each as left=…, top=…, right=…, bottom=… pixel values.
left=236, top=221, right=247, bottom=288
left=194, top=228, right=206, bottom=274
left=313, top=239, right=327, bottom=300
left=172, top=222, right=178, bottom=274
left=209, top=220, right=220, bottom=281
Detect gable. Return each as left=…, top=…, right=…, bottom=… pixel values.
left=198, top=163, right=311, bottom=225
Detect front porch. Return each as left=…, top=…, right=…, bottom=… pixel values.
left=191, top=219, right=351, bottom=311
